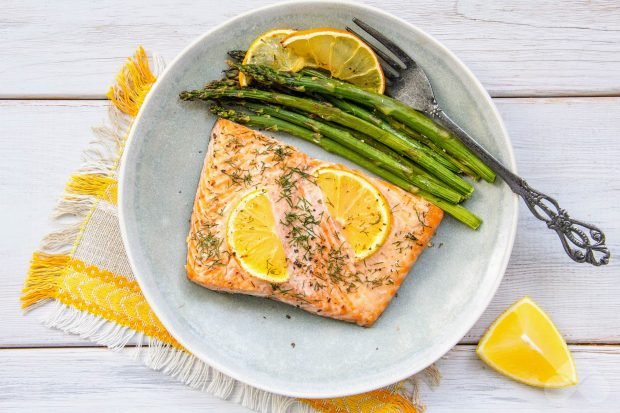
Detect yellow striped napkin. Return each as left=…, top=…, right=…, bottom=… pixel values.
left=21, top=47, right=439, bottom=413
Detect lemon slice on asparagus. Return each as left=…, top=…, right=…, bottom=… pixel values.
left=227, top=189, right=289, bottom=283
left=282, top=28, right=386, bottom=93
left=316, top=168, right=391, bottom=260
left=239, top=29, right=305, bottom=87
left=477, top=296, right=578, bottom=388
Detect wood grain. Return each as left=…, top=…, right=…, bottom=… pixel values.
left=1, top=97, right=618, bottom=347
left=1, top=345, right=618, bottom=412
left=464, top=97, right=620, bottom=343
left=1, top=0, right=619, bottom=98
left=2, top=2, right=619, bottom=411
left=0, top=100, right=107, bottom=347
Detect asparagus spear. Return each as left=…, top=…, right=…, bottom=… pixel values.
left=209, top=105, right=481, bottom=229
left=235, top=64, right=496, bottom=182
left=300, top=69, right=479, bottom=178
left=384, top=115, right=480, bottom=180
left=240, top=102, right=463, bottom=203
left=181, top=85, right=473, bottom=196
left=325, top=97, right=465, bottom=175
left=344, top=128, right=448, bottom=188
left=227, top=50, right=247, bottom=62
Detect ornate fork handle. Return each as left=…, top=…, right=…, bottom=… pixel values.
left=432, top=105, right=610, bottom=266
left=517, top=181, right=610, bottom=266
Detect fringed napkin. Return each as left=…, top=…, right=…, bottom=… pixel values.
left=21, top=47, right=439, bottom=413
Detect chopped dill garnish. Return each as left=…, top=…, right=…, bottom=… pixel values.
left=222, top=159, right=253, bottom=187
left=282, top=197, right=323, bottom=260
left=325, top=245, right=361, bottom=292
left=255, top=142, right=293, bottom=165
left=367, top=274, right=394, bottom=288
left=276, top=165, right=322, bottom=260
left=276, top=165, right=316, bottom=207
left=272, top=145, right=293, bottom=162
left=227, top=136, right=242, bottom=148
left=414, top=208, right=428, bottom=228
left=271, top=284, right=312, bottom=303
left=192, top=222, right=226, bottom=269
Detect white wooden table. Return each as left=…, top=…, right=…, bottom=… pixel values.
left=1, top=1, right=619, bottom=411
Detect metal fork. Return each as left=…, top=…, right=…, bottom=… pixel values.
left=348, top=18, right=610, bottom=266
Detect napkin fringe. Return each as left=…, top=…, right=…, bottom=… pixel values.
left=21, top=253, right=70, bottom=309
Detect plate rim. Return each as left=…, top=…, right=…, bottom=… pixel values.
left=118, top=0, right=518, bottom=398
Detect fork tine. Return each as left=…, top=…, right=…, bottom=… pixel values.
left=346, top=26, right=405, bottom=72
left=381, top=63, right=401, bottom=81
left=352, top=17, right=414, bottom=66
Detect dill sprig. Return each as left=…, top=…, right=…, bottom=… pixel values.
left=414, top=208, right=429, bottom=228
left=326, top=245, right=347, bottom=284
left=275, top=165, right=322, bottom=260
left=282, top=197, right=323, bottom=260
left=276, top=165, right=316, bottom=207
left=271, top=283, right=312, bottom=303
left=255, top=142, right=293, bottom=166
left=192, top=222, right=226, bottom=269
left=366, top=274, right=395, bottom=288
left=222, top=159, right=253, bottom=187
left=325, top=245, right=364, bottom=292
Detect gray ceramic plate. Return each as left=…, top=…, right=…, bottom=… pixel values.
left=119, top=0, right=518, bottom=398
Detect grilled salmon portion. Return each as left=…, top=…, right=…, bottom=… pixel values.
left=186, top=119, right=442, bottom=326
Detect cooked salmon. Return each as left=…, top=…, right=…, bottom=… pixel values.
left=186, top=119, right=442, bottom=326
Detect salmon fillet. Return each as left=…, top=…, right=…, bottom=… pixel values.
left=186, top=119, right=443, bottom=326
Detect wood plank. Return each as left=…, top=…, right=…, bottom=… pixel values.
left=0, top=347, right=253, bottom=413
left=1, top=97, right=618, bottom=347
left=0, top=100, right=109, bottom=347
left=424, top=345, right=620, bottom=412
left=1, top=0, right=619, bottom=98
left=464, top=97, right=620, bottom=343
left=1, top=345, right=618, bottom=412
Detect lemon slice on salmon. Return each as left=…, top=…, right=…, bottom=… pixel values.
left=239, top=29, right=305, bottom=87
left=316, top=168, right=391, bottom=260
left=282, top=28, right=386, bottom=93
left=227, top=189, right=289, bottom=283
left=477, top=296, right=578, bottom=388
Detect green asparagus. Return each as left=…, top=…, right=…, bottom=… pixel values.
left=384, top=116, right=480, bottom=179
left=235, top=64, right=496, bottom=182
left=325, top=97, right=470, bottom=178
left=300, top=69, right=476, bottom=178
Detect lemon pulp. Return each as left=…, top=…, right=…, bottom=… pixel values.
left=282, top=28, right=385, bottom=93
left=316, top=168, right=391, bottom=260
left=477, top=296, right=578, bottom=388
left=227, top=189, right=289, bottom=283
left=239, top=29, right=305, bottom=87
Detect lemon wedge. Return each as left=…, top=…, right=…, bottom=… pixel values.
left=227, top=189, right=289, bottom=283
left=316, top=168, right=391, bottom=260
left=477, top=296, right=578, bottom=388
left=239, top=29, right=305, bottom=87
left=282, top=28, right=386, bottom=93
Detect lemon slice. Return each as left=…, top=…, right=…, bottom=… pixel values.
left=282, top=28, right=386, bottom=93
left=316, top=168, right=391, bottom=260
left=477, top=296, right=578, bottom=388
left=227, top=189, right=289, bottom=283
left=239, top=29, right=305, bottom=87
